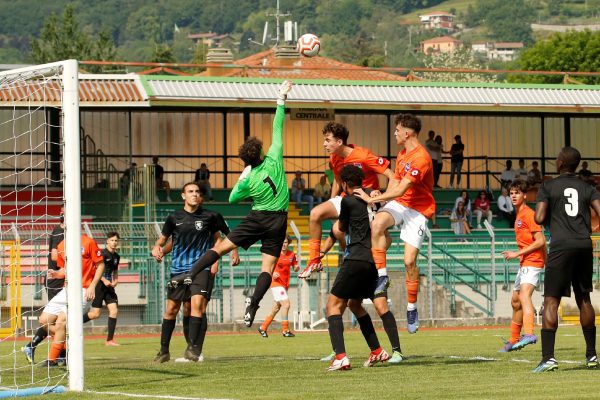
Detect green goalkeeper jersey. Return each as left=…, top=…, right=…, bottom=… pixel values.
left=229, top=104, right=289, bottom=212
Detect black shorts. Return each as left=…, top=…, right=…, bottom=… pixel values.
left=330, top=259, right=377, bottom=300
left=91, top=281, right=119, bottom=308
left=168, top=280, right=192, bottom=303
left=544, top=248, right=593, bottom=298
left=227, top=210, right=288, bottom=257
left=191, top=269, right=215, bottom=300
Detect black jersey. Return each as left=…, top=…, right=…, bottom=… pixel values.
left=47, top=224, right=64, bottom=271
left=339, top=194, right=374, bottom=263
left=536, top=173, right=600, bottom=252
left=162, top=208, right=230, bottom=275
left=102, top=248, right=120, bottom=282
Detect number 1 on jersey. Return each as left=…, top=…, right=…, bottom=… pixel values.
left=263, top=176, right=278, bottom=197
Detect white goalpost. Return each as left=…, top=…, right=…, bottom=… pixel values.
left=0, top=60, right=82, bottom=395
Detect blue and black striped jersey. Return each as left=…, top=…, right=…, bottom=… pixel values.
left=162, top=208, right=230, bottom=276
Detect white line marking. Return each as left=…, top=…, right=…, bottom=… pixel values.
left=87, top=390, right=234, bottom=400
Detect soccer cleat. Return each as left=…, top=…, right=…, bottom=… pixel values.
left=105, top=340, right=120, bottom=346
left=169, top=273, right=192, bottom=288
left=585, top=355, right=599, bottom=369
left=39, top=360, right=60, bottom=368
left=154, top=350, right=170, bottom=363
left=407, top=308, right=419, bottom=334
left=498, top=338, right=516, bottom=353
left=388, top=351, right=404, bottom=365
left=298, top=258, right=323, bottom=279
left=282, top=331, right=295, bottom=337
left=363, top=348, right=390, bottom=367
left=327, top=355, right=351, bottom=371
left=532, top=358, right=558, bottom=373
left=374, top=275, right=390, bottom=295
left=244, top=297, right=259, bottom=327
left=183, top=345, right=200, bottom=362
left=21, top=345, right=35, bottom=363
left=512, top=334, right=537, bottom=351
left=320, top=351, right=335, bottom=362
left=258, top=328, right=268, bottom=338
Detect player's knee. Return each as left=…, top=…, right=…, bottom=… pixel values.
left=373, top=300, right=389, bottom=315
left=87, top=308, right=101, bottom=320
left=511, top=298, right=521, bottom=311
left=371, top=219, right=387, bottom=236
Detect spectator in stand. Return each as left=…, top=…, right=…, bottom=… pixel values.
left=497, top=186, right=516, bottom=228
left=194, top=163, right=213, bottom=201
left=516, top=158, right=528, bottom=181
left=500, top=160, right=517, bottom=189
left=449, top=135, right=464, bottom=189
left=153, top=157, right=172, bottom=201
left=474, top=190, right=493, bottom=229
left=527, top=161, right=543, bottom=188
left=291, top=171, right=314, bottom=211
left=313, top=174, right=332, bottom=205
left=450, top=200, right=471, bottom=236
left=434, top=135, right=447, bottom=189
left=579, top=161, right=596, bottom=186
left=425, top=130, right=441, bottom=188
left=454, top=190, right=473, bottom=228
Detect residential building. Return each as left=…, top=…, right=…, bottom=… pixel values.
left=421, top=36, right=461, bottom=54
left=419, top=11, right=455, bottom=32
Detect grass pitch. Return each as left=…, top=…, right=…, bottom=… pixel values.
left=7, top=325, right=600, bottom=399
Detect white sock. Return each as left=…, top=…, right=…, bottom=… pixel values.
left=377, top=268, right=387, bottom=277
left=407, top=302, right=416, bottom=311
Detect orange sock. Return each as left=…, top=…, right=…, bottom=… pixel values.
left=523, top=313, right=534, bottom=335
left=372, top=248, right=387, bottom=270
left=282, top=320, right=289, bottom=332
left=49, top=342, right=64, bottom=362
left=406, top=279, right=419, bottom=303
left=309, top=239, right=321, bottom=260
left=510, top=321, right=522, bottom=344
left=261, top=316, right=274, bottom=331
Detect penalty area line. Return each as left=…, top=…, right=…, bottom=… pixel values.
left=87, top=390, right=234, bottom=400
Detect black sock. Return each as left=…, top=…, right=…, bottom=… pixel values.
left=582, top=326, right=597, bottom=358
left=197, top=315, right=208, bottom=354
left=189, top=250, right=220, bottom=278
left=357, top=313, right=380, bottom=351
left=328, top=314, right=345, bottom=355
left=30, top=327, right=48, bottom=348
left=83, top=313, right=91, bottom=323
left=251, top=272, right=272, bottom=305
left=541, top=328, right=557, bottom=361
left=160, top=319, right=176, bottom=353
left=107, top=317, right=117, bottom=341
left=183, top=316, right=190, bottom=345
left=380, top=311, right=401, bottom=353
left=188, top=316, right=202, bottom=347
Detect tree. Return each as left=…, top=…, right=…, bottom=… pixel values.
left=509, top=30, right=600, bottom=84
left=484, top=0, right=535, bottom=45
left=418, top=47, right=498, bottom=83
left=151, top=44, right=176, bottom=63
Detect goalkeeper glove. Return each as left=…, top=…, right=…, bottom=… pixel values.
left=277, top=80, right=293, bottom=105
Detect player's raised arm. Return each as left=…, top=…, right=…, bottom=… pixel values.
left=229, top=165, right=252, bottom=203
left=265, top=80, right=292, bottom=162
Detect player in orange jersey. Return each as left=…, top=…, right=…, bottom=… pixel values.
left=258, top=235, right=299, bottom=338
left=354, top=114, right=435, bottom=335
left=500, top=179, right=546, bottom=352
left=300, top=121, right=394, bottom=286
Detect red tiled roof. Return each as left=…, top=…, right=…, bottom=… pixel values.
left=421, top=36, right=461, bottom=44
left=200, top=49, right=405, bottom=81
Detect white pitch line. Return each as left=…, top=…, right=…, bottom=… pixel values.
left=430, top=354, right=584, bottom=365
left=87, top=390, right=234, bottom=400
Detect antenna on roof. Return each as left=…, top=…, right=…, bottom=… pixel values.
left=248, top=0, right=293, bottom=48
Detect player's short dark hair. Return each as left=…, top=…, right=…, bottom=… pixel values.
left=239, top=137, right=263, bottom=167
left=181, top=181, right=202, bottom=194
left=285, top=234, right=292, bottom=243
left=509, top=179, right=528, bottom=194
left=107, top=231, right=120, bottom=239
left=393, top=114, right=421, bottom=134
left=322, top=122, right=349, bottom=145
left=559, top=146, right=581, bottom=172
left=339, top=165, right=364, bottom=188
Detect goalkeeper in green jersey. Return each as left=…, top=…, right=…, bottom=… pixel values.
left=171, top=80, right=292, bottom=328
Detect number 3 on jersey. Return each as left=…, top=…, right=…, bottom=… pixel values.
left=263, top=176, right=278, bottom=197
left=564, top=188, right=578, bottom=217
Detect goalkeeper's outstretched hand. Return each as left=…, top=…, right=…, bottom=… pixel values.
left=277, top=80, right=293, bottom=105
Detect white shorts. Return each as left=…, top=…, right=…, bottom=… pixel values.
left=378, top=201, right=428, bottom=249
left=271, top=286, right=289, bottom=302
left=327, top=196, right=343, bottom=216
left=513, top=266, right=542, bottom=291
left=43, top=287, right=90, bottom=316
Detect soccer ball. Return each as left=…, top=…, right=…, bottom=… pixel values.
left=297, top=33, right=320, bottom=57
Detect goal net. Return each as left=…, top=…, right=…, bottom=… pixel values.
left=0, top=60, right=81, bottom=395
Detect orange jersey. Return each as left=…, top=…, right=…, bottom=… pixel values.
left=394, top=143, right=436, bottom=218
left=514, top=205, right=545, bottom=268
left=271, top=250, right=297, bottom=289
left=330, top=145, right=390, bottom=191
left=56, top=234, right=103, bottom=288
